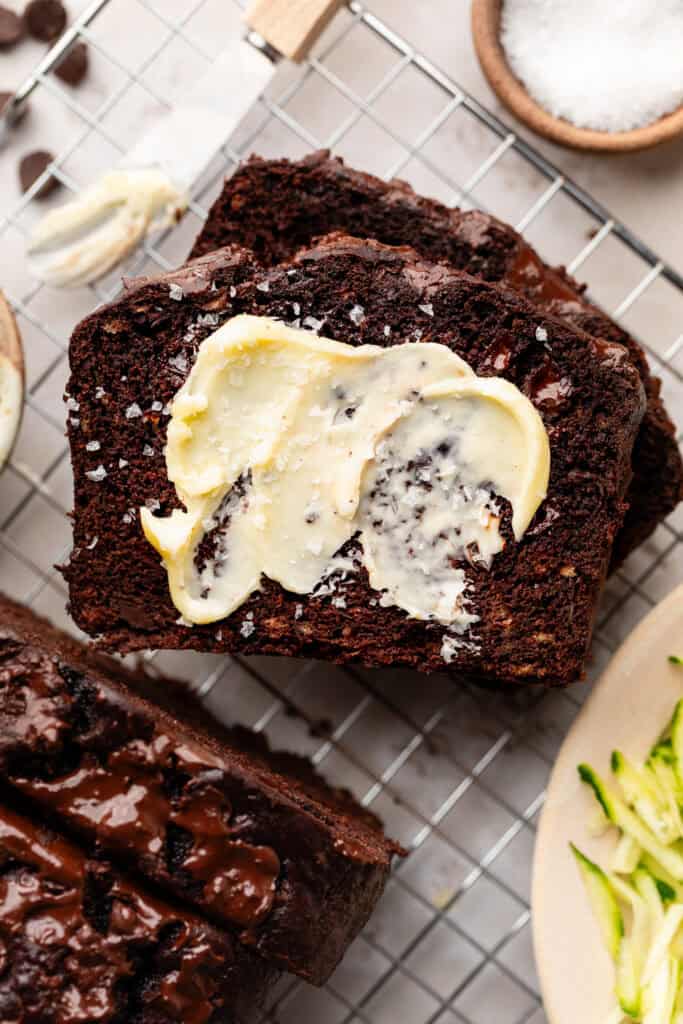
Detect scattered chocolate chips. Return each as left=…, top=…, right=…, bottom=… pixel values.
left=19, top=149, right=59, bottom=199
left=54, top=40, right=88, bottom=86
left=24, top=0, right=67, bottom=43
left=0, top=91, right=28, bottom=125
left=0, top=5, right=24, bottom=47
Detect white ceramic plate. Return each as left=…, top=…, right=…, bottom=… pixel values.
left=532, top=583, right=683, bottom=1024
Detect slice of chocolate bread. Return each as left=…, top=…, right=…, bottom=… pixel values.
left=189, top=152, right=682, bottom=567
left=64, top=234, right=645, bottom=686
left=0, top=593, right=402, bottom=985
left=0, top=801, right=277, bottom=1023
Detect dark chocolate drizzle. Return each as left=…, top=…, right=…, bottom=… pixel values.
left=0, top=805, right=236, bottom=1024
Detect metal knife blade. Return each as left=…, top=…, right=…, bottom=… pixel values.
left=123, top=37, right=277, bottom=189
left=27, top=37, right=277, bottom=289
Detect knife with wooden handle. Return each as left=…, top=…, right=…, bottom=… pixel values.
left=26, top=0, right=343, bottom=289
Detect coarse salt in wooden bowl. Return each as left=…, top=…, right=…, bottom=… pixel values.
left=471, top=0, right=683, bottom=153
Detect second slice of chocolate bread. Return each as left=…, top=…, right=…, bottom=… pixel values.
left=64, top=234, right=645, bottom=686
left=0, top=593, right=402, bottom=986
left=0, top=801, right=277, bottom=1023
left=189, top=152, right=682, bottom=567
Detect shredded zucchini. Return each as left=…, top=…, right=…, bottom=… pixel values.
left=573, top=686, right=683, bottom=1023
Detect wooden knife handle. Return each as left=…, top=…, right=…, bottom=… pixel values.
left=245, top=0, right=343, bottom=62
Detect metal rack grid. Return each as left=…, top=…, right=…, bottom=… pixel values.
left=0, top=2, right=682, bottom=1021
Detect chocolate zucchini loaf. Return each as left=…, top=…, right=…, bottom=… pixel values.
left=0, top=802, right=277, bottom=1023
left=190, top=152, right=682, bottom=567
left=0, top=593, right=402, bottom=985
left=64, top=234, right=645, bottom=686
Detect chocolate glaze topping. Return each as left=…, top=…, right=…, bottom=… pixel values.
left=503, top=242, right=583, bottom=308
left=0, top=803, right=276, bottom=1023
left=0, top=593, right=400, bottom=986
left=19, top=732, right=280, bottom=928
left=526, top=358, right=574, bottom=412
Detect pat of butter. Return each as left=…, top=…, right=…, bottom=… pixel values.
left=141, top=315, right=550, bottom=630
left=27, top=169, right=187, bottom=290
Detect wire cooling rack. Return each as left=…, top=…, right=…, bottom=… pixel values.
left=1, top=2, right=682, bottom=1021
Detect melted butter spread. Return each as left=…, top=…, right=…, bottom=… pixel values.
left=141, top=315, right=550, bottom=630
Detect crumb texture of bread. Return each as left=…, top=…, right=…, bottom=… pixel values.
left=0, top=593, right=400, bottom=985
left=0, top=800, right=276, bottom=1024
left=189, top=151, right=682, bottom=567
left=64, top=234, right=645, bottom=687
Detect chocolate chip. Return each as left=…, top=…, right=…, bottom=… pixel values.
left=0, top=91, right=28, bottom=124
left=54, top=40, right=88, bottom=86
left=0, top=5, right=24, bottom=47
left=24, top=0, right=67, bottom=42
left=19, top=150, right=60, bottom=199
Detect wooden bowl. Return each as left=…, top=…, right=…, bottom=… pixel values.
left=471, top=0, right=683, bottom=153
left=0, top=290, right=24, bottom=472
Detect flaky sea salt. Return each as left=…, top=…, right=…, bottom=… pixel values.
left=349, top=304, right=365, bottom=326
left=125, top=402, right=142, bottom=419
left=535, top=326, right=548, bottom=343
left=419, top=302, right=434, bottom=317
left=303, top=315, right=324, bottom=333
left=197, top=313, right=220, bottom=327
left=501, top=0, right=683, bottom=132
left=441, top=632, right=479, bottom=663
left=85, top=440, right=100, bottom=452
left=169, top=283, right=184, bottom=301
left=86, top=465, right=107, bottom=482
left=169, top=353, right=189, bottom=373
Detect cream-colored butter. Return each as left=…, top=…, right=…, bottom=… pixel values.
left=27, top=169, right=187, bottom=289
left=141, top=315, right=550, bottom=633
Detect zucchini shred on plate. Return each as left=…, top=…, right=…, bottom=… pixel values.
left=574, top=692, right=683, bottom=1023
